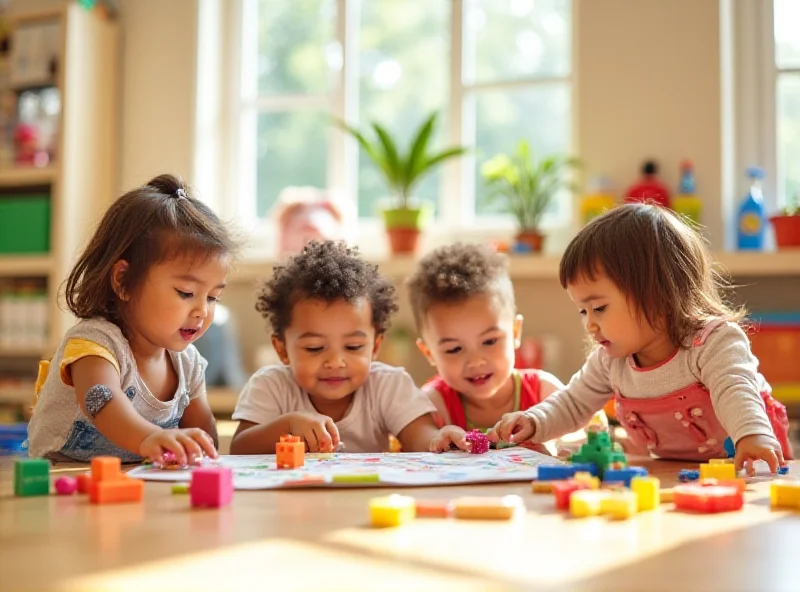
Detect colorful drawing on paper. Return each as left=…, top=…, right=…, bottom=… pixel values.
left=126, top=448, right=559, bottom=490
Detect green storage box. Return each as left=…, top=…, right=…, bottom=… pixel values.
left=0, top=193, right=50, bottom=254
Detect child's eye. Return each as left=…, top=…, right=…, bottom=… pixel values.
left=483, top=338, right=499, bottom=346
left=304, top=347, right=324, bottom=353
left=176, top=290, right=193, bottom=299
left=578, top=309, right=587, bottom=316
left=207, top=296, right=219, bottom=303
left=346, top=345, right=365, bottom=351
left=593, top=305, right=607, bottom=314
left=445, top=346, right=462, bottom=355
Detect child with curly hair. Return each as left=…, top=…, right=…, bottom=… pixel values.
left=230, top=240, right=441, bottom=454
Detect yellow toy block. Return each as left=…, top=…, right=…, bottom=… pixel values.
left=630, top=476, right=660, bottom=511
left=602, top=490, right=638, bottom=520
left=369, top=494, right=416, bottom=527
left=699, top=463, right=736, bottom=481
left=770, top=482, right=800, bottom=509
left=531, top=480, right=554, bottom=493
left=709, top=458, right=733, bottom=464
left=570, top=490, right=609, bottom=518
left=573, top=472, right=600, bottom=489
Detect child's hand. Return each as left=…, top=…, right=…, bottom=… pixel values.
left=429, top=426, right=470, bottom=453
left=287, top=412, right=340, bottom=452
left=734, top=434, right=786, bottom=476
left=139, top=428, right=218, bottom=466
left=490, top=411, right=536, bottom=444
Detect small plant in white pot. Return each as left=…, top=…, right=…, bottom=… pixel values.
left=481, top=139, right=581, bottom=253
left=338, top=111, right=468, bottom=254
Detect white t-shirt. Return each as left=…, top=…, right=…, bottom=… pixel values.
left=233, top=362, right=436, bottom=453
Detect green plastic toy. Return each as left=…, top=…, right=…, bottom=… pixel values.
left=569, top=431, right=627, bottom=477
left=14, top=458, right=51, bottom=496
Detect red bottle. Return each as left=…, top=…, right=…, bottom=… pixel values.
left=625, top=160, right=671, bottom=208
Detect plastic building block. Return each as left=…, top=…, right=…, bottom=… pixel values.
left=370, top=494, right=416, bottom=527
left=76, top=473, right=91, bottom=493
left=89, top=475, right=144, bottom=504
left=573, top=471, right=600, bottom=489
left=453, top=495, right=524, bottom=520
left=414, top=499, right=453, bottom=518
left=532, top=480, right=555, bottom=493
left=91, top=456, right=122, bottom=482
left=159, top=451, right=189, bottom=470
left=709, top=458, right=733, bottom=465
left=678, top=469, right=700, bottom=482
left=276, top=435, right=305, bottom=469
left=770, top=481, right=800, bottom=509
left=659, top=487, right=675, bottom=503
left=699, top=463, right=736, bottom=481
left=54, top=476, right=78, bottom=495
left=570, top=490, right=609, bottom=518
left=332, top=473, right=380, bottom=483
left=283, top=476, right=326, bottom=487
left=603, top=466, right=648, bottom=486
left=537, top=464, right=580, bottom=481
left=674, top=484, right=744, bottom=513
left=723, top=437, right=735, bottom=458
left=630, top=476, right=660, bottom=511
left=14, top=458, right=51, bottom=496
left=552, top=480, right=591, bottom=510
left=465, top=429, right=489, bottom=454
left=190, top=467, right=234, bottom=508
left=699, top=478, right=746, bottom=494
left=602, top=490, right=638, bottom=520
left=172, top=483, right=190, bottom=494
left=572, top=462, right=600, bottom=477
left=569, top=431, right=627, bottom=477
left=778, top=466, right=789, bottom=475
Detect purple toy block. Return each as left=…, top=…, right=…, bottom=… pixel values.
left=190, top=467, right=234, bottom=508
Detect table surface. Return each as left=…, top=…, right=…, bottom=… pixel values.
left=0, top=456, right=798, bottom=592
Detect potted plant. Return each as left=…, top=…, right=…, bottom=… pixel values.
left=770, top=192, right=800, bottom=248
left=481, top=140, right=580, bottom=253
left=338, top=111, right=468, bottom=254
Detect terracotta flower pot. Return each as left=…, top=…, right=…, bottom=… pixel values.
left=770, top=214, right=800, bottom=248
left=381, top=202, right=434, bottom=255
left=515, top=230, right=545, bottom=253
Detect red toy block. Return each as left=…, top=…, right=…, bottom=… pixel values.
left=190, top=467, right=234, bottom=508
left=91, top=456, right=122, bottom=482
left=76, top=474, right=91, bottom=494
left=673, top=484, right=744, bottom=513
left=415, top=499, right=454, bottom=518
left=699, top=478, right=746, bottom=494
left=552, top=479, right=591, bottom=510
left=276, top=434, right=305, bottom=469
left=89, top=475, right=144, bottom=504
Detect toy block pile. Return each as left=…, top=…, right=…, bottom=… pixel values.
left=369, top=494, right=524, bottom=527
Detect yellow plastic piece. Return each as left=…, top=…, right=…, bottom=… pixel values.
left=531, top=480, right=554, bottom=493
left=602, top=491, right=638, bottom=520
left=709, top=458, right=733, bottom=465
left=631, top=476, right=660, bottom=511
left=573, top=472, right=600, bottom=490
left=171, top=483, right=190, bottom=494
left=659, top=487, right=675, bottom=503
left=770, top=482, right=800, bottom=509
left=453, top=495, right=524, bottom=520
left=369, top=494, right=416, bottom=527
left=570, top=490, right=609, bottom=518
left=699, top=463, right=736, bottom=481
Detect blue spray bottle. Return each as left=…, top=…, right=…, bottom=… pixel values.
left=736, top=166, right=766, bottom=251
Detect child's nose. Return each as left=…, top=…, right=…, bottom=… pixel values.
left=323, top=350, right=346, bottom=368
left=466, top=354, right=486, bottom=369
left=193, top=302, right=208, bottom=319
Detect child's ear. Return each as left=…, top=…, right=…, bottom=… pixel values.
left=513, top=314, right=524, bottom=349
left=416, top=338, right=436, bottom=366
left=110, top=260, right=130, bottom=301
left=371, top=333, right=384, bottom=359
left=271, top=334, right=290, bottom=365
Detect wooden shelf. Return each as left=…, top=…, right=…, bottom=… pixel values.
left=0, top=166, right=57, bottom=187
left=0, top=388, right=34, bottom=405
left=0, top=346, right=44, bottom=358
left=0, top=255, right=52, bottom=277
left=714, top=250, right=800, bottom=277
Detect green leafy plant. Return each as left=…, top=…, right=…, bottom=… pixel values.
left=337, top=111, right=468, bottom=210
left=481, top=140, right=581, bottom=232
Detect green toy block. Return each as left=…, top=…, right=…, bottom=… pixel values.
left=569, top=431, right=627, bottom=477
left=14, top=458, right=51, bottom=496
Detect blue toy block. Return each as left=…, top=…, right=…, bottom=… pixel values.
left=678, top=469, right=700, bottom=482
left=778, top=466, right=789, bottom=475
left=723, top=437, right=735, bottom=458
left=537, top=465, right=578, bottom=480
left=571, top=462, right=600, bottom=477
left=602, top=466, right=648, bottom=486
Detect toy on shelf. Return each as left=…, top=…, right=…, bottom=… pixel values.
left=465, top=429, right=489, bottom=454
left=276, top=434, right=305, bottom=469
left=624, top=160, right=671, bottom=208
left=14, top=458, right=51, bottom=496
left=569, top=430, right=627, bottom=478
left=580, top=175, right=617, bottom=225
left=190, top=467, right=233, bottom=508
left=370, top=494, right=416, bottom=527
left=88, top=456, right=144, bottom=504
left=672, top=160, right=702, bottom=225
left=736, top=166, right=767, bottom=251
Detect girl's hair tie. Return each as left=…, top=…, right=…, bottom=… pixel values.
left=174, top=188, right=187, bottom=199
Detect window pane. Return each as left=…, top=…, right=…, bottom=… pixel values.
left=473, top=84, right=571, bottom=216
left=357, top=0, right=450, bottom=218
left=464, top=0, right=571, bottom=85
left=775, top=0, right=800, bottom=70
left=252, top=0, right=337, bottom=95
left=255, top=110, right=328, bottom=217
left=777, top=74, right=800, bottom=206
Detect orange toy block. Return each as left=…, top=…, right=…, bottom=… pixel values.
left=76, top=473, right=92, bottom=494
left=276, top=434, right=305, bottom=469
left=89, top=475, right=144, bottom=504
left=91, top=456, right=122, bottom=482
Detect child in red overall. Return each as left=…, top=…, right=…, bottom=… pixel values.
left=406, top=243, right=605, bottom=453
left=492, top=204, right=792, bottom=475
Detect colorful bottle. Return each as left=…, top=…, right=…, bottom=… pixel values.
left=624, top=160, right=671, bottom=208
left=736, top=166, right=766, bottom=251
left=580, top=175, right=616, bottom=225
left=671, top=160, right=702, bottom=226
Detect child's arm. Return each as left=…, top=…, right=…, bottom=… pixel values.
left=422, top=384, right=451, bottom=427
left=397, top=413, right=451, bottom=452
left=230, top=412, right=340, bottom=454
left=70, top=356, right=217, bottom=465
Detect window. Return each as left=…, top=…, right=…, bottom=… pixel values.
left=774, top=0, right=800, bottom=207
left=225, top=0, right=573, bottom=251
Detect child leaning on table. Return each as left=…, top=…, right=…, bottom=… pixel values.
left=491, top=204, right=792, bottom=475
left=406, top=242, right=606, bottom=454
left=27, top=174, right=236, bottom=465
left=230, top=240, right=441, bottom=454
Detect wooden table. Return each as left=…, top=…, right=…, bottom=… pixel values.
left=0, top=457, right=798, bottom=592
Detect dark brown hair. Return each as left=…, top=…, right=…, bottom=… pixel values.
left=256, top=240, right=398, bottom=339
left=559, top=203, right=744, bottom=348
left=64, top=174, right=238, bottom=327
left=406, top=242, right=515, bottom=331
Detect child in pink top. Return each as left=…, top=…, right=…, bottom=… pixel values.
left=492, top=204, right=792, bottom=474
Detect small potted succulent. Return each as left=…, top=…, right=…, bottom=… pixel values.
left=338, top=111, right=468, bottom=254
left=770, top=191, right=800, bottom=248
left=481, top=140, right=580, bottom=253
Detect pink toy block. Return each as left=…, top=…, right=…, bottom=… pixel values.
left=190, top=467, right=234, bottom=508
left=54, top=476, right=78, bottom=495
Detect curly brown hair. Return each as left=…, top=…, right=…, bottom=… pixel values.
left=406, top=242, right=515, bottom=331
left=559, top=203, right=745, bottom=348
left=256, top=240, right=398, bottom=339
